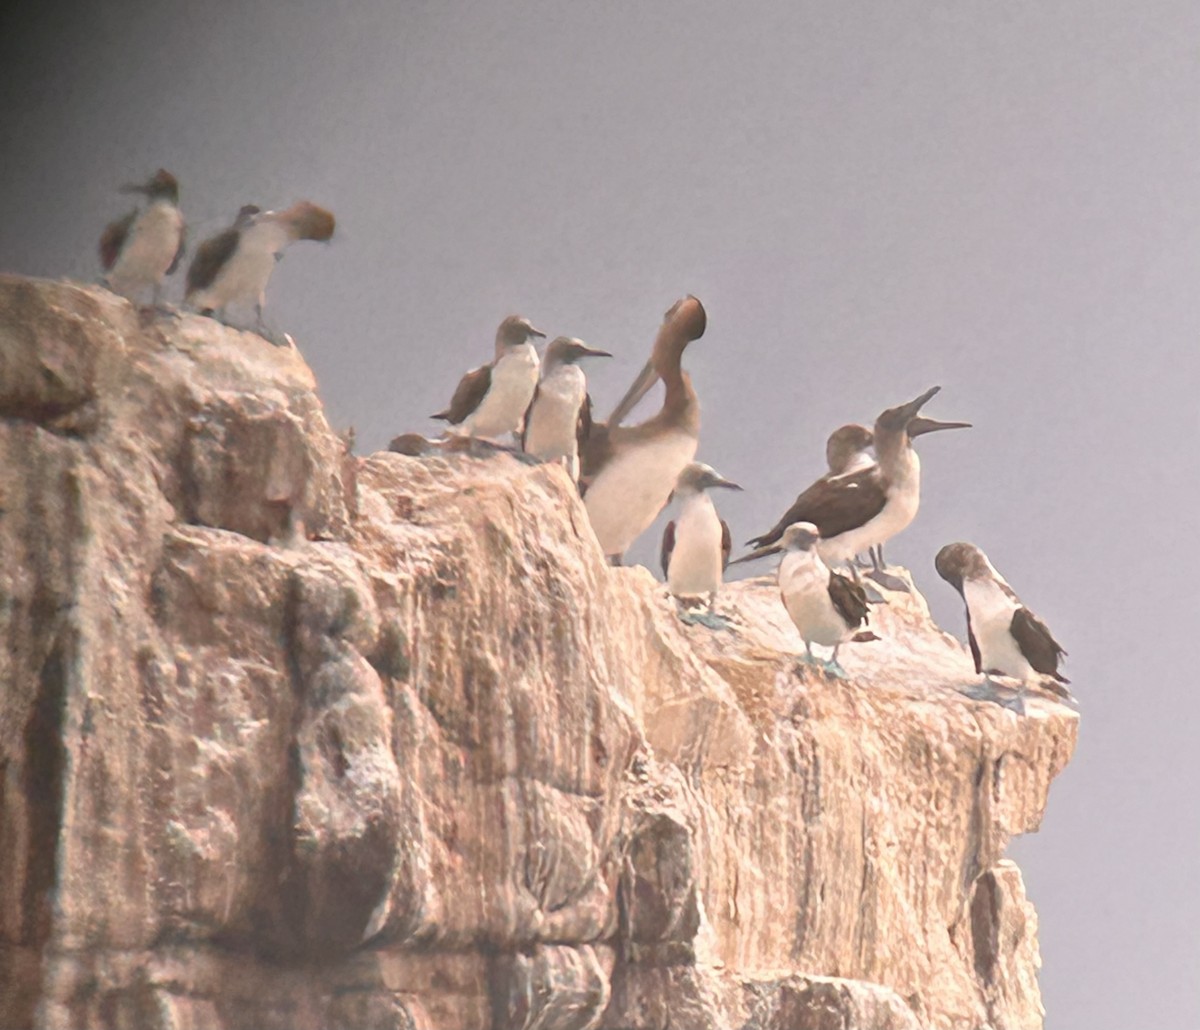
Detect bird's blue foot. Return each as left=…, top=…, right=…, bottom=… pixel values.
left=679, top=610, right=731, bottom=631
left=866, top=568, right=913, bottom=593
left=822, top=659, right=849, bottom=679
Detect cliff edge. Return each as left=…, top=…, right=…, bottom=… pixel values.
left=0, top=277, right=1078, bottom=1030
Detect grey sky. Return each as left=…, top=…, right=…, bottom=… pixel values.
left=2, top=2, right=1198, bottom=1026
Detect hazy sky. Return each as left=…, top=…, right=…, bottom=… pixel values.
left=2, top=2, right=1198, bottom=1026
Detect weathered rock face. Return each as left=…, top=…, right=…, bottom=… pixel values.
left=0, top=277, right=1077, bottom=1030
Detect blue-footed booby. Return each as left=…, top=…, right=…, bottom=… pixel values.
left=579, top=295, right=707, bottom=563
left=778, top=522, right=876, bottom=677
left=186, top=201, right=335, bottom=332
left=935, top=542, right=1069, bottom=705
left=660, top=462, right=741, bottom=615
left=522, top=336, right=611, bottom=480
left=432, top=316, right=546, bottom=447
left=735, top=387, right=969, bottom=581
left=99, top=169, right=186, bottom=304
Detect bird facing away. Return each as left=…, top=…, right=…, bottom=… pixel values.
left=935, top=542, right=1068, bottom=697
left=735, top=386, right=970, bottom=576
left=777, top=522, right=875, bottom=677
left=99, top=169, right=186, bottom=305
left=432, top=315, right=547, bottom=446
left=186, top=200, right=335, bottom=332
left=522, top=336, right=612, bottom=481
left=825, top=423, right=876, bottom=476
left=579, top=295, right=707, bottom=563
left=660, top=462, right=742, bottom=611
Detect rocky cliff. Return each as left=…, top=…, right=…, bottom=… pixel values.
left=0, top=276, right=1078, bottom=1030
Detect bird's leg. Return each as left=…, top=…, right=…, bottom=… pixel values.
left=707, top=591, right=717, bottom=613
left=254, top=301, right=265, bottom=335
left=824, top=643, right=848, bottom=679
left=871, top=544, right=885, bottom=571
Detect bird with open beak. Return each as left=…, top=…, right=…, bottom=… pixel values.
left=186, top=200, right=335, bottom=335
left=735, top=386, right=970, bottom=589
left=521, top=336, right=612, bottom=481
left=579, top=295, right=707, bottom=563
left=99, top=169, right=186, bottom=306
left=433, top=315, right=547, bottom=449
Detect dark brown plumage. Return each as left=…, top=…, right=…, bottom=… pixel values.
left=1010, top=608, right=1069, bottom=683
left=186, top=228, right=241, bottom=296
left=745, top=464, right=888, bottom=551
left=827, top=570, right=870, bottom=629
left=98, top=210, right=136, bottom=271
left=432, top=364, right=492, bottom=424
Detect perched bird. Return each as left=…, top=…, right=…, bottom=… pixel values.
left=99, top=169, right=186, bottom=304
left=432, top=315, right=547, bottom=447
left=579, top=295, right=707, bottom=563
left=186, top=201, right=335, bottom=332
left=935, top=542, right=1069, bottom=702
left=735, top=387, right=969, bottom=584
left=777, top=522, right=875, bottom=677
left=660, top=462, right=742, bottom=613
left=522, top=336, right=612, bottom=480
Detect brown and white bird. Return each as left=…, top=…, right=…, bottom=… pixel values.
left=99, top=169, right=186, bottom=304
left=777, top=522, right=875, bottom=677
left=433, top=315, right=547, bottom=446
left=522, top=336, right=611, bottom=480
left=660, top=462, right=742, bottom=615
left=736, top=387, right=970, bottom=584
left=935, top=542, right=1069, bottom=703
left=579, top=295, right=707, bottom=563
left=186, top=200, right=335, bottom=332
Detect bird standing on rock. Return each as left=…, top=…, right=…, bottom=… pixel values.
left=99, top=169, right=186, bottom=305
left=579, top=295, right=707, bottom=563
left=935, top=542, right=1069, bottom=709
left=522, top=336, right=611, bottom=481
left=777, top=522, right=876, bottom=678
left=735, top=386, right=970, bottom=589
left=433, top=315, right=547, bottom=451
left=661, top=462, right=741, bottom=623
left=186, top=200, right=335, bottom=334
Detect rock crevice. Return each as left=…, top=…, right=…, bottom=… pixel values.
left=0, top=278, right=1077, bottom=1030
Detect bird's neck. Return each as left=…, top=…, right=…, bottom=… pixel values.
left=875, top=431, right=917, bottom=482
left=660, top=367, right=699, bottom=434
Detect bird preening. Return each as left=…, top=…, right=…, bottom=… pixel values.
left=89, top=171, right=1069, bottom=708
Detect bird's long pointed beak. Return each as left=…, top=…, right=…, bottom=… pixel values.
left=529, top=326, right=547, bottom=339
left=897, top=385, right=941, bottom=421
left=580, top=346, right=613, bottom=359
left=712, top=476, right=743, bottom=491
left=607, top=358, right=660, bottom=427
left=908, top=415, right=971, bottom=437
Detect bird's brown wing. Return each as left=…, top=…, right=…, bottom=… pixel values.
left=519, top=383, right=540, bottom=450
left=720, top=519, right=732, bottom=569
left=167, top=224, right=187, bottom=275
left=432, top=364, right=491, bottom=424
left=186, top=228, right=241, bottom=296
left=578, top=414, right=615, bottom=496
left=746, top=466, right=888, bottom=548
left=1010, top=607, right=1068, bottom=682
left=99, top=210, right=136, bottom=271
left=966, top=614, right=983, bottom=674
left=576, top=392, right=594, bottom=459
left=660, top=520, right=676, bottom=578
left=827, top=570, right=869, bottom=629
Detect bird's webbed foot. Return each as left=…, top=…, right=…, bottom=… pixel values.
left=822, top=659, right=849, bottom=679
left=678, top=609, right=732, bottom=631
left=865, top=567, right=913, bottom=593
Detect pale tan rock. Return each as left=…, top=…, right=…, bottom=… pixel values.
left=0, top=277, right=1078, bottom=1030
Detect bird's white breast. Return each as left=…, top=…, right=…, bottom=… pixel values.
left=193, top=220, right=291, bottom=310
left=963, top=578, right=1035, bottom=680
left=585, top=430, right=697, bottom=557
left=779, top=550, right=848, bottom=647
left=524, top=365, right=586, bottom=475
left=464, top=344, right=540, bottom=440
left=819, top=453, right=921, bottom=563
left=668, top=492, right=723, bottom=598
left=109, top=201, right=183, bottom=291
